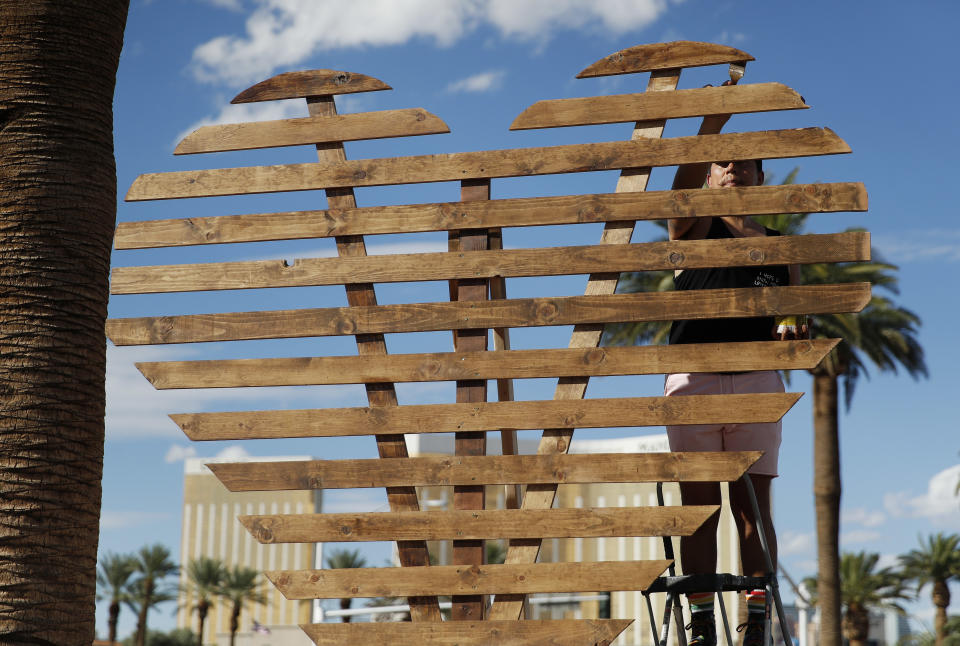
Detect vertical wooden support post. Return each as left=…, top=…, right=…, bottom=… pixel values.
left=489, top=68, right=682, bottom=621
left=488, top=228, right=522, bottom=512
left=306, top=94, right=442, bottom=623
left=450, top=178, right=490, bottom=621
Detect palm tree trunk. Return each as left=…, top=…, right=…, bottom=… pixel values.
left=197, top=601, right=208, bottom=646
left=814, top=372, right=842, bottom=646
left=108, top=600, right=120, bottom=645
left=230, top=602, right=240, bottom=646
left=340, top=597, right=352, bottom=623
left=843, top=605, right=870, bottom=646
left=933, top=580, right=950, bottom=646
left=0, top=1, right=128, bottom=644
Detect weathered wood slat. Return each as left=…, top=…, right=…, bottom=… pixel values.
left=111, top=232, right=869, bottom=295
left=175, top=108, right=450, bottom=155
left=105, top=283, right=871, bottom=345
left=300, top=619, right=634, bottom=646
left=511, top=83, right=806, bottom=130
left=231, top=69, right=390, bottom=103
left=138, top=339, right=839, bottom=389
left=577, top=41, right=753, bottom=78
left=113, top=182, right=867, bottom=249
left=268, top=560, right=671, bottom=599
left=209, top=451, right=763, bottom=492
left=125, top=128, right=849, bottom=201
left=240, top=506, right=718, bottom=543
left=172, top=393, right=801, bottom=441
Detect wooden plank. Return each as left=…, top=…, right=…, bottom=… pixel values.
left=174, top=108, right=450, bottom=155
left=124, top=128, right=850, bottom=201
left=240, top=506, right=719, bottom=543
left=300, top=619, right=634, bottom=646
left=172, top=393, right=802, bottom=441
left=110, top=232, right=870, bottom=294
left=138, top=339, right=840, bottom=389
left=268, top=560, right=671, bottom=599
left=105, top=283, right=872, bottom=345
left=492, top=66, right=678, bottom=620
left=305, top=94, right=440, bottom=621
left=577, top=41, right=753, bottom=78
left=511, top=83, right=806, bottom=130
left=209, top=451, right=764, bottom=492
left=113, top=182, right=867, bottom=249
left=231, top=69, right=390, bottom=103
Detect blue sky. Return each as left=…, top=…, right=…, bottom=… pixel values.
left=102, top=0, right=960, bottom=638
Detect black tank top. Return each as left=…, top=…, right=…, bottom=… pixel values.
left=668, top=218, right=790, bottom=345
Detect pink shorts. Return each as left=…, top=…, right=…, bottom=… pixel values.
left=663, top=371, right=784, bottom=476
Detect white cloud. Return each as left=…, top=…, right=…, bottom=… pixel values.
left=100, top=510, right=171, bottom=530
left=175, top=98, right=307, bottom=150
left=204, top=0, right=245, bottom=10
left=165, top=444, right=197, bottom=463
left=779, top=530, right=814, bottom=556
left=446, top=70, right=505, bottom=94
left=213, top=445, right=252, bottom=461
left=190, top=0, right=672, bottom=86
left=841, top=507, right=886, bottom=528
left=872, top=229, right=960, bottom=263
left=322, top=489, right=390, bottom=514
left=884, top=464, right=960, bottom=526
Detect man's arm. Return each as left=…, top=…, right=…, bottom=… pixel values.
left=668, top=113, right=729, bottom=240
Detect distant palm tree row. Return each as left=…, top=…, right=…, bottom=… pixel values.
left=95, top=544, right=264, bottom=646
left=802, top=533, right=960, bottom=646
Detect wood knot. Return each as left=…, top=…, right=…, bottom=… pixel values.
left=334, top=316, right=357, bottom=335
left=584, top=348, right=606, bottom=365
left=334, top=72, right=350, bottom=85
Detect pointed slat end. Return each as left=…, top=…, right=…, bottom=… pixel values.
left=510, top=101, right=547, bottom=131
left=170, top=413, right=198, bottom=439
left=593, top=619, right=635, bottom=643
left=174, top=129, right=205, bottom=155
left=232, top=69, right=391, bottom=104
left=134, top=362, right=162, bottom=389
left=577, top=41, right=754, bottom=78
left=823, top=127, right=852, bottom=153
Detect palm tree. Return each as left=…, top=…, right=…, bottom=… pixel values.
left=128, top=544, right=179, bottom=646
left=325, top=548, right=368, bottom=622
left=218, top=566, right=266, bottom=646
left=804, top=552, right=909, bottom=646
left=182, top=556, right=227, bottom=646
left=899, top=533, right=960, bottom=646
left=606, top=170, right=927, bottom=646
left=97, top=552, right=137, bottom=645
left=0, top=2, right=129, bottom=641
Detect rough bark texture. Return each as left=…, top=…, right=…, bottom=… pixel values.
left=814, top=372, right=842, bottom=646
left=842, top=604, right=869, bottom=646
left=933, top=580, right=950, bottom=646
left=0, top=1, right=128, bottom=643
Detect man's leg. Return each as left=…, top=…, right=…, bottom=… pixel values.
left=679, top=481, right=722, bottom=646
left=729, top=475, right=777, bottom=578
left=730, top=475, right=776, bottom=646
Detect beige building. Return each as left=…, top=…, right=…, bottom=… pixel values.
left=408, top=433, right=744, bottom=646
left=176, top=456, right=322, bottom=646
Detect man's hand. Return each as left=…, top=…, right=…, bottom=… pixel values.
left=772, top=315, right=811, bottom=340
